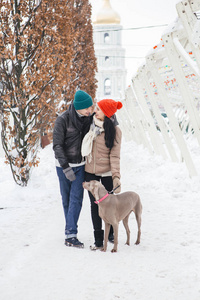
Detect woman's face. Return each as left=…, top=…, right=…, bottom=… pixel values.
left=94, top=105, right=105, bottom=121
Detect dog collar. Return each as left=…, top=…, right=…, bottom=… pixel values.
left=95, top=193, right=109, bottom=204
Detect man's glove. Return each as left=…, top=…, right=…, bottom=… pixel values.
left=63, top=167, right=76, bottom=182
left=113, top=177, right=121, bottom=194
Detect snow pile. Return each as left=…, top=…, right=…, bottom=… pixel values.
left=0, top=139, right=200, bottom=300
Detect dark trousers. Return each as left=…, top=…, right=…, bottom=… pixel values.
left=85, top=172, right=113, bottom=238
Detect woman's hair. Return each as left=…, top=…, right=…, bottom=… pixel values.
left=103, top=116, right=116, bottom=149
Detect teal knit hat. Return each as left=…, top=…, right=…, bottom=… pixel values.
left=73, top=90, right=93, bottom=110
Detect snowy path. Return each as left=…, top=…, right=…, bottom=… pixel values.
left=0, top=141, right=200, bottom=300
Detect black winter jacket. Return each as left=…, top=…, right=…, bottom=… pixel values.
left=53, top=104, right=92, bottom=169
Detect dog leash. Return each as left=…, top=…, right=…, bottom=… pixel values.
left=108, top=185, right=121, bottom=194
left=94, top=185, right=121, bottom=204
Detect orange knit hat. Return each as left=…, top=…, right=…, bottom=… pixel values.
left=97, top=99, right=123, bottom=118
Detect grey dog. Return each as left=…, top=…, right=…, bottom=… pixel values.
left=83, top=180, right=142, bottom=252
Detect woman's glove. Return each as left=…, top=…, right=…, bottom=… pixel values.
left=113, top=177, right=121, bottom=194
left=63, top=167, right=76, bottom=181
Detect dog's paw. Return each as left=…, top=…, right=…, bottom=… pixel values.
left=101, top=248, right=106, bottom=252
left=111, top=249, right=117, bottom=253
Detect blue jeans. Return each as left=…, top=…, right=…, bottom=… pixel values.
left=56, top=165, right=85, bottom=239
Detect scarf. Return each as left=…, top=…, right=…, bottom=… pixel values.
left=81, top=115, right=104, bottom=163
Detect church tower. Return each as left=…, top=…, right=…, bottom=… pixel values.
left=93, top=0, right=127, bottom=101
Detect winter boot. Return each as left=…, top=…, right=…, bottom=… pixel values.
left=65, top=237, right=84, bottom=248
left=90, top=230, right=104, bottom=251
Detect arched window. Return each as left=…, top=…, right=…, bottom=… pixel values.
left=105, top=56, right=109, bottom=64
left=104, top=78, right=111, bottom=95
left=104, top=33, right=110, bottom=43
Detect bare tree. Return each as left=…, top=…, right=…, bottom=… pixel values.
left=0, top=0, right=75, bottom=186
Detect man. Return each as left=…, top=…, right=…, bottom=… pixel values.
left=53, top=90, right=93, bottom=248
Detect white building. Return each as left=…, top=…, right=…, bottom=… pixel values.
left=93, top=0, right=127, bottom=101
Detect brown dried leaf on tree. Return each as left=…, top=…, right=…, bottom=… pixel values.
left=0, top=0, right=97, bottom=186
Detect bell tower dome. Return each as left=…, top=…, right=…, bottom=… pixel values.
left=93, top=0, right=127, bottom=101
left=93, top=0, right=120, bottom=25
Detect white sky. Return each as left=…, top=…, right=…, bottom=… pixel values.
left=90, top=0, right=180, bottom=84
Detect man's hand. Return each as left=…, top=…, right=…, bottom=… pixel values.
left=63, top=167, right=76, bottom=181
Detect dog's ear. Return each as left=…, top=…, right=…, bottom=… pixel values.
left=93, top=182, right=100, bottom=200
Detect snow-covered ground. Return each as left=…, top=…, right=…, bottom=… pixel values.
left=0, top=136, right=200, bottom=300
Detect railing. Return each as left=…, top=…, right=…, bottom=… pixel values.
left=120, top=0, right=200, bottom=177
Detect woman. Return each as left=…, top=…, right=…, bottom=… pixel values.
left=81, top=99, right=122, bottom=250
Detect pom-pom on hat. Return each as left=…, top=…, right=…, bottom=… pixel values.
left=97, top=99, right=123, bottom=118
left=73, top=90, right=93, bottom=110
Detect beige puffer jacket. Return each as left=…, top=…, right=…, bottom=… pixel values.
left=85, top=126, right=122, bottom=179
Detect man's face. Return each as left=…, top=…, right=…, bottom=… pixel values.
left=77, top=106, right=93, bottom=116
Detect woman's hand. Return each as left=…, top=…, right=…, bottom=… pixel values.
left=113, top=177, right=121, bottom=194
